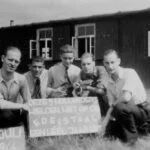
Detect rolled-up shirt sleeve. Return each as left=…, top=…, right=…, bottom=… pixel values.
left=122, top=70, right=136, bottom=94
left=122, top=69, right=146, bottom=103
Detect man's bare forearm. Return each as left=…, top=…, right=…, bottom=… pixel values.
left=86, top=86, right=105, bottom=95
left=0, top=99, right=26, bottom=109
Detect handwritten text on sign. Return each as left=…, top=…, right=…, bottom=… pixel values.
left=0, top=126, right=26, bottom=150
left=29, top=97, right=101, bottom=137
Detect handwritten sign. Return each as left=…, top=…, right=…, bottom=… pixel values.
left=0, top=126, right=26, bottom=150
left=29, top=97, right=101, bottom=137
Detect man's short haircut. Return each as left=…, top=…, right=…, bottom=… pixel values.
left=60, top=44, right=75, bottom=55
left=81, top=53, right=95, bottom=61
left=31, top=56, right=45, bottom=65
left=103, top=49, right=120, bottom=58
left=3, top=46, right=21, bottom=57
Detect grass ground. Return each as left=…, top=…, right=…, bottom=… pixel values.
left=26, top=135, right=150, bottom=150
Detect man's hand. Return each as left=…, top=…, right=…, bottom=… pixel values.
left=22, top=103, right=30, bottom=112
left=82, top=85, right=91, bottom=91
left=56, top=86, right=67, bottom=95
left=50, top=87, right=67, bottom=98
left=73, top=82, right=81, bottom=89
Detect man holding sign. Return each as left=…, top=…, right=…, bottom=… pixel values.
left=0, top=46, right=30, bottom=136
left=73, top=53, right=109, bottom=117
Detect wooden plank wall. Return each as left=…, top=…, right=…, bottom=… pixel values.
left=0, top=14, right=150, bottom=88
left=95, top=20, right=118, bottom=60
left=119, top=16, right=150, bottom=88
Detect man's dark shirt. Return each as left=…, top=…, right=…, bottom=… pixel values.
left=79, top=66, right=109, bottom=116
left=80, top=66, right=108, bottom=96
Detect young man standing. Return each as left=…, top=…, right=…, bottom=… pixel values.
left=25, top=56, right=48, bottom=98
left=0, top=46, right=30, bottom=134
left=103, top=49, right=150, bottom=144
left=73, top=53, right=109, bottom=116
left=47, top=44, right=81, bottom=98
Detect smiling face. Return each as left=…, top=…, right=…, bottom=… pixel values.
left=1, top=49, right=21, bottom=73
left=30, top=61, right=44, bottom=78
left=60, top=52, right=74, bottom=68
left=103, top=51, right=120, bottom=75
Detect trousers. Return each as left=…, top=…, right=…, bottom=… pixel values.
left=105, top=101, right=150, bottom=144
left=0, top=109, right=29, bottom=137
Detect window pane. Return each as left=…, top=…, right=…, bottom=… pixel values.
left=39, top=31, right=45, bottom=39
left=32, top=50, right=37, bottom=57
left=47, top=40, right=52, bottom=58
left=39, top=41, right=46, bottom=56
left=91, top=37, right=95, bottom=46
left=32, top=42, right=36, bottom=49
left=78, top=26, right=86, bottom=36
left=46, top=30, right=52, bottom=38
left=91, top=47, right=95, bottom=55
left=87, top=38, right=90, bottom=53
left=39, top=30, right=53, bottom=39
left=86, top=25, right=94, bottom=35
left=78, top=38, right=86, bottom=58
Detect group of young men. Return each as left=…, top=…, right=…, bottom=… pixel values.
left=0, top=44, right=150, bottom=145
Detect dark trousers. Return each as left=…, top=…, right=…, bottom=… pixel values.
left=98, top=95, right=109, bottom=117
left=105, top=101, right=150, bottom=144
left=0, top=109, right=29, bottom=137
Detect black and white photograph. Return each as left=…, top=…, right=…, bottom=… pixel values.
left=0, top=0, right=150, bottom=150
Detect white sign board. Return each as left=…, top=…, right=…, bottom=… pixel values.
left=0, top=126, right=26, bottom=150
left=29, top=97, right=101, bottom=137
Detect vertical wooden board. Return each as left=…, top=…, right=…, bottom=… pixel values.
left=0, top=126, right=26, bottom=150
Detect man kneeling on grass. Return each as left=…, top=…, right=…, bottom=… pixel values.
left=0, top=46, right=30, bottom=137
left=47, top=44, right=81, bottom=98
left=101, top=49, right=150, bottom=145
left=73, top=52, right=109, bottom=117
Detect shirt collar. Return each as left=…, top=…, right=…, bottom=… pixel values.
left=0, top=69, right=19, bottom=84
left=61, top=63, right=72, bottom=70
left=108, top=67, right=123, bottom=83
left=29, top=70, right=44, bottom=81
